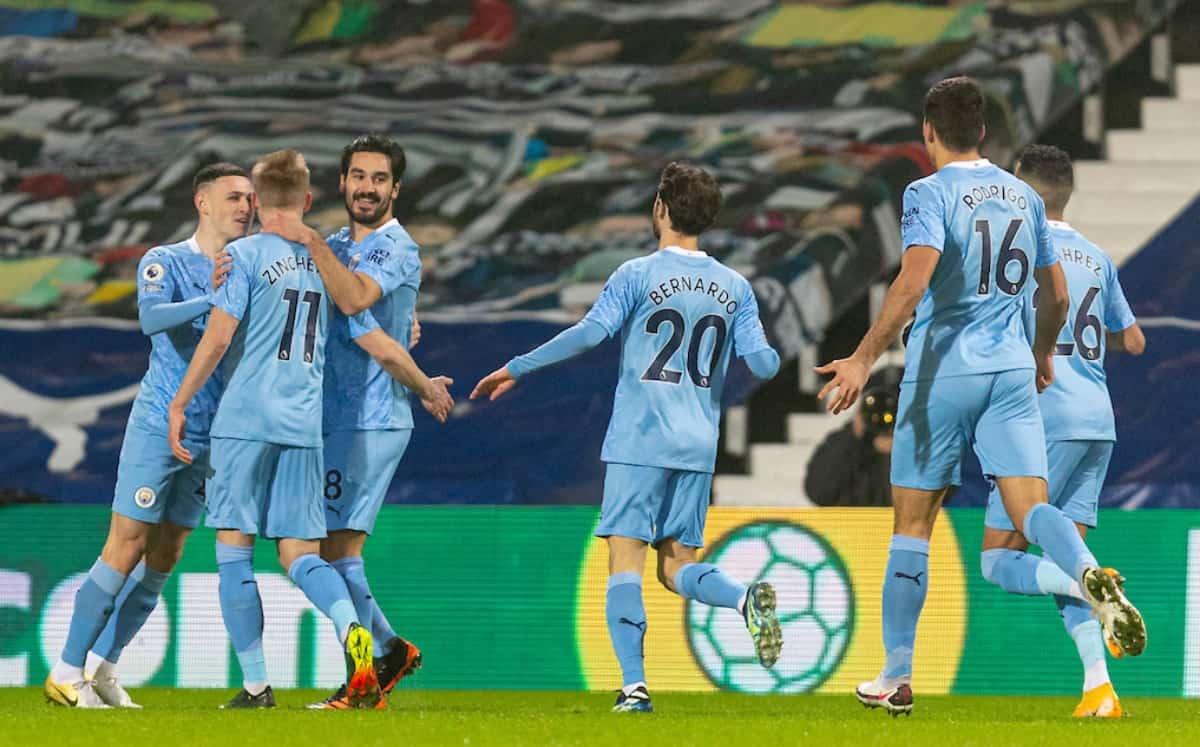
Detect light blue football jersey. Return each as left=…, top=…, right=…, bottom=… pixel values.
left=1027, top=221, right=1136, bottom=442
left=588, top=247, right=771, bottom=473
left=210, top=232, right=330, bottom=448
left=129, top=237, right=223, bottom=438
left=322, top=219, right=422, bottom=433
left=900, top=159, right=1058, bottom=383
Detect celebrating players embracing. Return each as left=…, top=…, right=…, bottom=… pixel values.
left=814, top=77, right=1147, bottom=716
left=979, top=144, right=1147, bottom=718
left=471, top=162, right=783, bottom=713
left=261, top=133, right=452, bottom=709
left=168, top=151, right=380, bottom=709
left=44, top=164, right=252, bottom=709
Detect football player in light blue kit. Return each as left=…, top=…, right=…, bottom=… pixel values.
left=45, top=164, right=252, bottom=709
left=979, top=145, right=1146, bottom=718
left=168, top=150, right=380, bottom=710
left=471, top=163, right=783, bottom=713
left=263, top=134, right=453, bottom=709
left=815, top=77, right=1146, bottom=716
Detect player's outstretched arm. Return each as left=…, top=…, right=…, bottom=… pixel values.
left=1032, top=262, right=1069, bottom=392
left=354, top=328, right=454, bottom=422
left=470, top=320, right=610, bottom=402
left=815, top=246, right=939, bottom=414
left=1106, top=323, right=1146, bottom=355
left=168, top=309, right=239, bottom=463
left=259, top=212, right=381, bottom=315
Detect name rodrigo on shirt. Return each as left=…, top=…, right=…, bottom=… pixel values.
left=261, top=253, right=318, bottom=285
left=649, top=275, right=738, bottom=314
left=961, top=184, right=1029, bottom=211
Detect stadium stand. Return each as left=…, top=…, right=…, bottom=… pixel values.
left=0, top=0, right=1187, bottom=508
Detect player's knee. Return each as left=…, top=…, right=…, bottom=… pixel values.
left=145, top=534, right=188, bottom=573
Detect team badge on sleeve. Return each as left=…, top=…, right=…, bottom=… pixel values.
left=134, top=486, right=157, bottom=508
left=142, top=262, right=165, bottom=282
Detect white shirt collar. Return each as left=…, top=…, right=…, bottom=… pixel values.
left=1048, top=219, right=1073, bottom=230
left=942, top=158, right=992, bottom=170
left=662, top=245, right=707, bottom=257
left=185, top=234, right=202, bottom=254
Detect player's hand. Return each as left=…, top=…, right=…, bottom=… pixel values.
left=421, top=375, right=454, bottom=423
left=259, top=211, right=315, bottom=246
left=211, top=249, right=233, bottom=292
left=1035, top=350, right=1055, bottom=393
left=470, top=366, right=516, bottom=402
left=410, top=314, right=422, bottom=349
left=814, top=356, right=870, bottom=415
left=168, top=405, right=192, bottom=464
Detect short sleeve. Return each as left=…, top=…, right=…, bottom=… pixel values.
left=212, top=243, right=251, bottom=321
left=733, top=279, right=771, bottom=358
left=348, top=307, right=381, bottom=339
left=136, top=248, right=177, bottom=309
left=1104, top=260, right=1137, bottom=332
left=582, top=262, right=639, bottom=337
left=355, top=235, right=420, bottom=297
left=900, top=181, right=946, bottom=253
left=1032, top=195, right=1058, bottom=268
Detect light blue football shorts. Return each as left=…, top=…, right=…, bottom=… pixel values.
left=205, top=437, right=325, bottom=540
left=322, top=428, right=411, bottom=535
left=891, top=369, right=1048, bottom=491
left=112, top=419, right=209, bottom=529
left=596, top=462, right=713, bottom=548
left=985, top=439, right=1114, bottom=531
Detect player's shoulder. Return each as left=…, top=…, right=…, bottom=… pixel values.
left=377, top=220, right=419, bottom=252
left=1066, top=224, right=1118, bottom=270
left=902, top=172, right=948, bottom=207
left=141, top=238, right=190, bottom=262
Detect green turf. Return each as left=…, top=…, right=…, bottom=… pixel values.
left=9, top=688, right=1199, bottom=746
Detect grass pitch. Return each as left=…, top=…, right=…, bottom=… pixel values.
left=9, top=688, right=1199, bottom=746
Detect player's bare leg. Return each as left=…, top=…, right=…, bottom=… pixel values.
left=45, top=513, right=154, bottom=708
left=658, top=539, right=781, bottom=667
left=980, top=522, right=1123, bottom=717
left=278, top=538, right=380, bottom=708
left=996, top=476, right=1145, bottom=657
left=88, top=520, right=192, bottom=708
left=308, top=530, right=419, bottom=710
left=857, top=485, right=949, bottom=716
left=605, top=537, right=652, bottom=713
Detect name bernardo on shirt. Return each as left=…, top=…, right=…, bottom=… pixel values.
left=261, top=253, right=319, bottom=285
left=649, top=275, right=738, bottom=314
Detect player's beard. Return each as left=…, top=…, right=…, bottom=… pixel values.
left=651, top=210, right=661, bottom=239
left=346, top=190, right=392, bottom=227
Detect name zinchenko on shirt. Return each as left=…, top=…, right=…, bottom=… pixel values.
left=649, top=275, right=739, bottom=314
left=261, top=252, right=318, bottom=285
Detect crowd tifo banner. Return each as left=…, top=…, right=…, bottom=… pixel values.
left=0, top=0, right=1183, bottom=508
left=0, top=506, right=1196, bottom=695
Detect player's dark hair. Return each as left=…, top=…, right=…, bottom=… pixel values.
left=192, top=162, right=247, bottom=193
left=252, top=149, right=310, bottom=208
left=923, top=76, right=986, bottom=152
left=341, top=133, right=406, bottom=184
left=1015, top=144, right=1074, bottom=214
left=656, top=161, right=723, bottom=237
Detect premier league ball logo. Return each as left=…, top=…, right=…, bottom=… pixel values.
left=686, top=521, right=854, bottom=693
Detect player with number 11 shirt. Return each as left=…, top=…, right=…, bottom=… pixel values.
left=471, top=162, right=782, bottom=714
